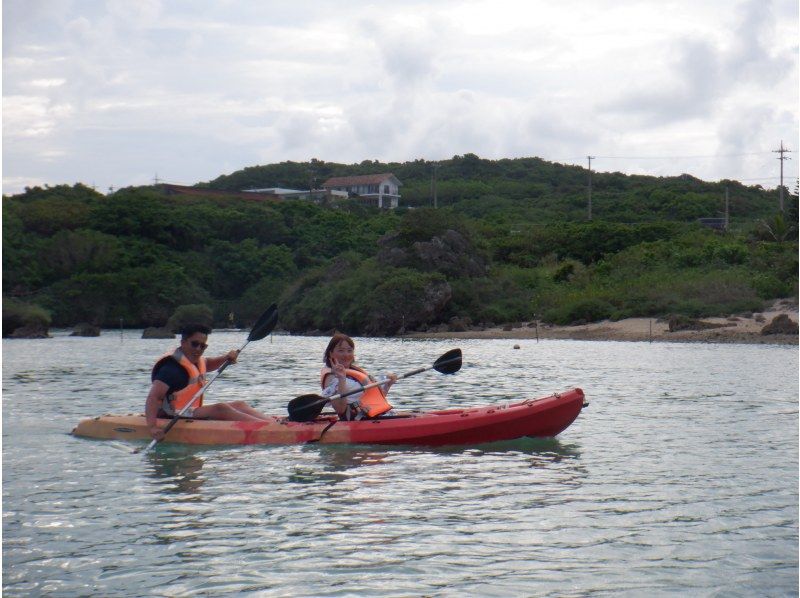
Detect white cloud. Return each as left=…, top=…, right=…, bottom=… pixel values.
left=2, top=0, right=797, bottom=194
left=3, top=95, right=74, bottom=137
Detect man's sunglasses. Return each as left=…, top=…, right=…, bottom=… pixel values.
left=190, top=340, right=208, bottom=350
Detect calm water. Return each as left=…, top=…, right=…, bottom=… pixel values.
left=3, top=332, right=798, bottom=597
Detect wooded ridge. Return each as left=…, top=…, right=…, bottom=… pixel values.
left=3, top=154, right=797, bottom=337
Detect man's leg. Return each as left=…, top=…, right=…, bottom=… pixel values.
left=193, top=403, right=266, bottom=422
left=227, top=401, right=272, bottom=421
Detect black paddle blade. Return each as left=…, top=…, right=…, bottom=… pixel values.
left=287, top=394, right=328, bottom=422
left=247, top=304, right=278, bottom=342
left=433, top=348, right=462, bottom=374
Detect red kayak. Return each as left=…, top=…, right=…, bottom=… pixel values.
left=72, top=388, right=586, bottom=447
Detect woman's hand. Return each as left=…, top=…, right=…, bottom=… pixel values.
left=385, top=373, right=398, bottom=389
left=226, top=349, right=240, bottom=364
left=331, top=357, right=346, bottom=382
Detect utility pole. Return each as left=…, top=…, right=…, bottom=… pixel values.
left=724, top=186, right=729, bottom=231
left=587, top=155, right=595, bottom=220
left=431, top=162, right=438, bottom=208
left=153, top=173, right=162, bottom=186
left=772, top=141, right=792, bottom=213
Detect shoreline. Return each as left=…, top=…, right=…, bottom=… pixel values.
left=402, top=300, right=799, bottom=345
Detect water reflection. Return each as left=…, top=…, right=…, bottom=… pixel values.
left=145, top=450, right=206, bottom=496
left=313, top=446, right=392, bottom=471
left=4, top=335, right=796, bottom=597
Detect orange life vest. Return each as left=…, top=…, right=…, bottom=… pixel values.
left=320, top=365, right=392, bottom=418
left=152, top=349, right=207, bottom=412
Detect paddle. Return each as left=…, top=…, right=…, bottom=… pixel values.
left=136, top=303, right=279, bottom=455
left=287, top=348, right=462, bottom=422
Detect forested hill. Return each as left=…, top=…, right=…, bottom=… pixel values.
left=3, top=155, right=798, bottom=337
left=203, top=154, right=782, bottom=222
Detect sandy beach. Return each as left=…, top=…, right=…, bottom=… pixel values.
left=403, top=299, right=799, bottom=345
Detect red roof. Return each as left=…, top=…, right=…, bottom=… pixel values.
left=161, top=184, right=281, bottom=202
left=322, top=173, right=400, bottom=188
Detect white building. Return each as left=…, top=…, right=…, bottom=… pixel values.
left=242, top=187, right=348, bottom=202
left=321, top=173, right=402, bottom=209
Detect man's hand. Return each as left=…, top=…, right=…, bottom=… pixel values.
left=149, top=425, right=165, bottom=441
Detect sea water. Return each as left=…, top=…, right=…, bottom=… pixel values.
left=3, top=332, right=798, bottom=596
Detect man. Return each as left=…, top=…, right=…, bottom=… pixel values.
left=145, top=323, right=271, bottom=441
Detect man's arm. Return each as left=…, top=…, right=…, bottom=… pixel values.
left=145, top=380, right=169, bottom=440
left=205, top=349, right=239, bottom=372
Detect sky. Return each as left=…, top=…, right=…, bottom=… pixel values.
left=3, top=0, right=799, bottom=195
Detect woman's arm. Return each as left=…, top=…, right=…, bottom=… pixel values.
left=323, top=372, right=348, bottom=417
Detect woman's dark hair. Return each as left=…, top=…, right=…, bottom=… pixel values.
left=323, top=332, right=354, bottom=366
left=181, top=323, right=212, bottom=339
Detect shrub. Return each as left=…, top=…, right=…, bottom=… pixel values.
left=553, top=261, right=576, bottom=282
left=751, top=273, right=790, bottom=299
left=3, top=299, right=51, bottom=336
left=167, top=304, right=214, bottom=332
left=544, top=297, right=615, bottom=325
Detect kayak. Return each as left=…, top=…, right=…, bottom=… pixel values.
left=71, top=388, right=586, bottom=447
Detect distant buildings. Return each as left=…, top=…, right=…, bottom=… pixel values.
left=161, top=184, right=280, bottom=202
left=164, top=173, right=402, bottom=209
left=243, top=173, right=402, bottom=208
left=321, top=173, right=402, bottom=209
left=241, top=187, right=347, bottom=203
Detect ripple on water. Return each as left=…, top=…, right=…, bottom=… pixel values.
left=2, top=335, right=797, bottom=596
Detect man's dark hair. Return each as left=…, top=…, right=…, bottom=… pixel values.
left=181, top=323, right=212, bottom=339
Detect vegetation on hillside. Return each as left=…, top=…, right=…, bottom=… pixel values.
left=3, top=155, right=797, bottom=336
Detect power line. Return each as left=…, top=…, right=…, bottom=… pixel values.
left=561, top=151, right=771, bottom=162
left=738, top=175, right=798, bottom=182
left=595, top=152, right=767, bottom=160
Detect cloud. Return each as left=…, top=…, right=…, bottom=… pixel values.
left=602, top=0, right=796, bottom=127
left=3, top=95, right=74, bottom=138
left=2, top=0, right=797, bottom=194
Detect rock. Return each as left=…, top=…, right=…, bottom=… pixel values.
left=502, top=324, right=513, bottom=331
left=513, top=344, right=520, bottom=349
left=668, top=315, right=727, bottom=332
left=142, top=327, right=175, bottom=339
left=9, top=326, right=49, bottom=339
left=754, top=314, right=766, bottom=323
left=761, top=314, right=799, bottom=335
left=448, top=316, right=470, bottom=332
left=71, top=323, right=101, bottom=337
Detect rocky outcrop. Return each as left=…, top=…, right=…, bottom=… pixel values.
left=761, top=314, right=799, bottom=335
left=71, top=323, right=101, bottom=337
left=448, top=316, right=471, bottom=332
left=378, top=229, right=487, bottom=278
left=668, top=315, right=728, bottom=332
left=361, top=279, right=452, bottom=336
left=142, top=327, right=175, bottom=339
left=9, top=326, right=49, bottom=339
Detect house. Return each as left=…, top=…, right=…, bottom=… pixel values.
left=697, top=217, right=727, bottom=231
left=321, top=173, right=402, bottom=208
left=242, top=187, right=348, bottom=203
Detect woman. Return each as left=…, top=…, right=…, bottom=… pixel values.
left=321, top=333, right=397, bottom=420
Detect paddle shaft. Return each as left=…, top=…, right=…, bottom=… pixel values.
left=321, top=354, right=461, bottom=404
